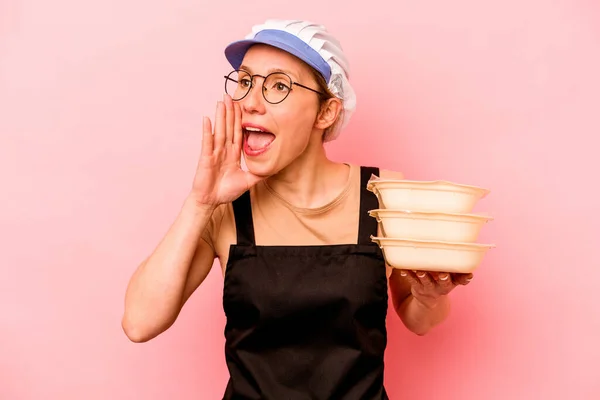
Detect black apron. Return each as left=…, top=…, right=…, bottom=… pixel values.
left=222, top=166, right=389, bottom=400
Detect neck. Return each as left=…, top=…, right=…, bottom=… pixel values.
left=266, top=134, right=350, bottom=209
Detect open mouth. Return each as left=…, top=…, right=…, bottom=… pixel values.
left=243, top=126, right=276, bottom=156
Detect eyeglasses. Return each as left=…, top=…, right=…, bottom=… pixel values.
left=224, top=69, right=325, bottom=104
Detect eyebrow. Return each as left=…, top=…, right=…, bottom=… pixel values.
left=239, top=65, right=300, bottom=79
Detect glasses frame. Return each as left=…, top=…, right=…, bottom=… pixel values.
left=224, top=69, right=325, bottom=104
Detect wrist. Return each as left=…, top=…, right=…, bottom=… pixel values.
left=412, top=293, right=445, bottom=310
left=182, top=195, right=217, bottom=217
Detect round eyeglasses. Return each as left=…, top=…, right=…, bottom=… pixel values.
left=224, top=69, right=325, bottom=104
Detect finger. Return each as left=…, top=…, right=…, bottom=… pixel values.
left=452, top=273, right=474, bottom=286
left=233, top=102, right=243, bottom=153
left=428, top=271, right=439, bottom=280
left=214, top=101, right=225, bottom=151
left=436, top=272, right=454, bottom=292
left=415, top=271, right=436, bottom=293
left=224, top=94, right=234, bottom=144
left=201, top=116, right=214, bottom=157
left=399, top=269, right=422, bottom=288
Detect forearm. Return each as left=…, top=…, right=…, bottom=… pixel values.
left=122, top=195, right=214, bottom=341
left=396, top=293, right=451, bottom=336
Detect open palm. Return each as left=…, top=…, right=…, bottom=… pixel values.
left=191, top=95, right=263, bottom=207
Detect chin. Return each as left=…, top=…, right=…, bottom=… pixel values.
left=244, top=157, right=279, bottom=178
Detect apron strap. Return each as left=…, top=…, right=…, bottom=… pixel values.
left=231, top=190, right=256, bottom=246
left=358, top=166, right=380, bottom=245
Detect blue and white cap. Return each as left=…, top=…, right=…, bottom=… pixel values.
left=224, top=19, right=356, bottom=142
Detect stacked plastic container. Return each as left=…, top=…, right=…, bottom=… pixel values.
left=367, top=178, right=495, bottom=273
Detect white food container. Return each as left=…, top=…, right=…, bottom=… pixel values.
left=371, top=236, right=495, bottom=273
left=368, top=209, right=493, bottom=243
left=366, top=179, right=490, bottom=214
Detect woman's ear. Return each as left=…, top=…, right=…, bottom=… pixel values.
left=314, top=98, right=342, bottom=131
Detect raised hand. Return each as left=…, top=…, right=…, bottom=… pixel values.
left=190, top=94, right=264, bottom=208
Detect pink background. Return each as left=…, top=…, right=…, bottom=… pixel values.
left=2, top=0, right=599, bottom=399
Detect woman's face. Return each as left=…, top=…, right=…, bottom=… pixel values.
left=236, top=44, right=324, bottom=176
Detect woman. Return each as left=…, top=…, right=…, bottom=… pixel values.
left=122, top=19, right=473, bottom=399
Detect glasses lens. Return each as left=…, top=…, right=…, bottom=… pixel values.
left=263, top=73, right=292, bottom=104
left=225, top=70, right=251, bottom=101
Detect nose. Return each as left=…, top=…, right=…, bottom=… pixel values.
left=240, top=76, right=266, bottom=115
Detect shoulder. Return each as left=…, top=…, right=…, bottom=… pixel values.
left=378, top=167, right=405, bottom=180
left=352, top=164, right=404, bottom=180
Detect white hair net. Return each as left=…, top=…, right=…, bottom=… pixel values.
left=242, top=20, right=356, bottom=142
